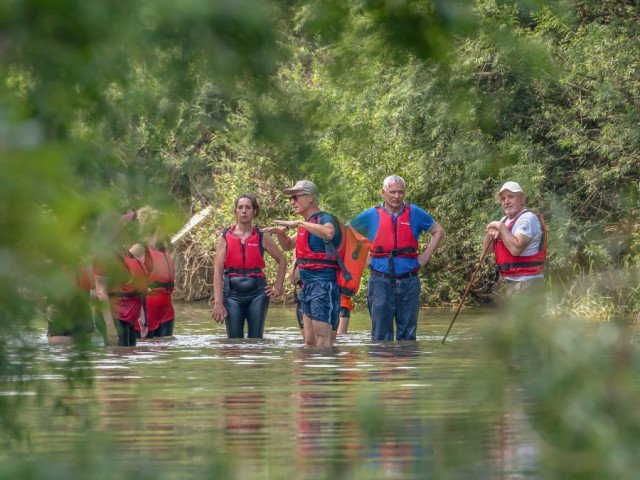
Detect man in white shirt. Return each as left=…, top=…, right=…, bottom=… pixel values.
left=483, top=181, right=547, bottom=295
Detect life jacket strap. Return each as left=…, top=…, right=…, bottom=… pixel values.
left=373, top=247, right=417, bottom=275
left=108, top=291, right=141, bottom=298
left=296, top=258, right=337, bottom=266
left=497, top=261, right=544, bottom=271
left=224, top=267, right=264, bottom=275
left=369, top=267, right=419, bottom=280
left=148, top=281, right=175, bottom=290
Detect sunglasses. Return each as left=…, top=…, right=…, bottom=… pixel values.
left=289, top=194, right=309, bottom=201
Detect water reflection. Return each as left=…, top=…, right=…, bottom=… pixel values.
left=488, top=392, right=538, bottom=480
left=216, top=344, right=269, bottom=451
left=364, top=342, right=430, bottom=478
left=2, top=304, right=536, bottom=479
left=222, top=392, right=266, bottom=451
left=293, top=348, right=361, bottom=479
left=367, top=341, right=422, bottom=364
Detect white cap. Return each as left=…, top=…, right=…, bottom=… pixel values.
left=495, top=181, right=524, bottom=201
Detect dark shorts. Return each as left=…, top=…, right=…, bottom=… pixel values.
left=117, top=320, right=137, bottom=347
left=138, top=319, right=175, bottom=339
left=339, top=307, right=351, bottom=318
left=299, top=280, right=340, bottom=330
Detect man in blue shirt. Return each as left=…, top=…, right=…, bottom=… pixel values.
left=350, top=175, right=444, bottom=341
left=266, top=180, right=342, bottom=347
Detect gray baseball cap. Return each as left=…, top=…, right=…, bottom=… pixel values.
left=283, top=179, right=319, bottom=196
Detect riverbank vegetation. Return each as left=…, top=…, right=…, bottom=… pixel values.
left=183, top=0, right=640, bottom=322
left=2, top=1, right=639, bottom=316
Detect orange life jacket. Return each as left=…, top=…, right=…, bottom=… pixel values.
left=144, top=245, right=175, bottom=330
left=109, top=252, right=149, bottom=323
left=337, top=225, right=370, bottom=303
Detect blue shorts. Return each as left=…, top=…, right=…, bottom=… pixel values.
left=299, top=280, right=340, bottom=330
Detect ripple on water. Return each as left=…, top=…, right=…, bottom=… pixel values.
left=14, top=304, right=532, bottom=479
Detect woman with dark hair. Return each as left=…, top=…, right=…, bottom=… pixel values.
left=212, top=195, right=286, bottom=338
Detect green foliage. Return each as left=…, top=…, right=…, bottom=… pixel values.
left=1, top=0, right=638, bottom=316
left=3, top=1, right=640, bottom=474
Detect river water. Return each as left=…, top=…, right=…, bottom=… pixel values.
left=4, top=303, right=538, bottom=479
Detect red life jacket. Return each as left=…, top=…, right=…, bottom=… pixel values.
left=144, top=244, right=175, bottom=330
left=109, top=252, right=149, bottom=323
left=223, top=226, right=265, bottom=277
left=296, top=212, right=344, bottom=271
left=146, top=244, right=175, bottom=294
left=369, top=205, right=418, bottom=275
left=495, top=209, right=547, bottom=277
left=144, top=293, right=174, bottom=329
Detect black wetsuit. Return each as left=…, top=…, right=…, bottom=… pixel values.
left=224, top=275, right=269, bottom=338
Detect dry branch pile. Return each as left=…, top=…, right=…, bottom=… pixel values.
left=173, top=240, right=214, bottom=301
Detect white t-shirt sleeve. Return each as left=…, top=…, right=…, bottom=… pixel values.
left=512, top=212, right=542, bottom=256
left=513, top=214, right=534, bottom=239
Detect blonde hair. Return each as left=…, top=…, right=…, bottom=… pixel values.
left=136, top=206, right=162, bottom=235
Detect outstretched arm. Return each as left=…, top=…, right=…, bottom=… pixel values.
left=273, top=219, right=335, bottom=241
left=262, top=226, right=296, bottom=251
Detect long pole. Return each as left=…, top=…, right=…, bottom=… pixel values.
left=442, top=241, right=492, bottom=344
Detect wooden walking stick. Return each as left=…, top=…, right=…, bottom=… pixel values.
left=442, top=241, right=492, bottom=344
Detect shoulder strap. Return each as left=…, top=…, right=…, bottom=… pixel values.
left=502, top=209, right=528, bottom=230
left=307, top=211, right=324, bottom=223
left=531, top=211, right=547, bottom=253
left=125, top=250, right=148, bottom=275
left=144, top=243, right=154, bottom=271
left=256, top=227, right=265, bottom=256
left=322, top=220, right=352, bottom=281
